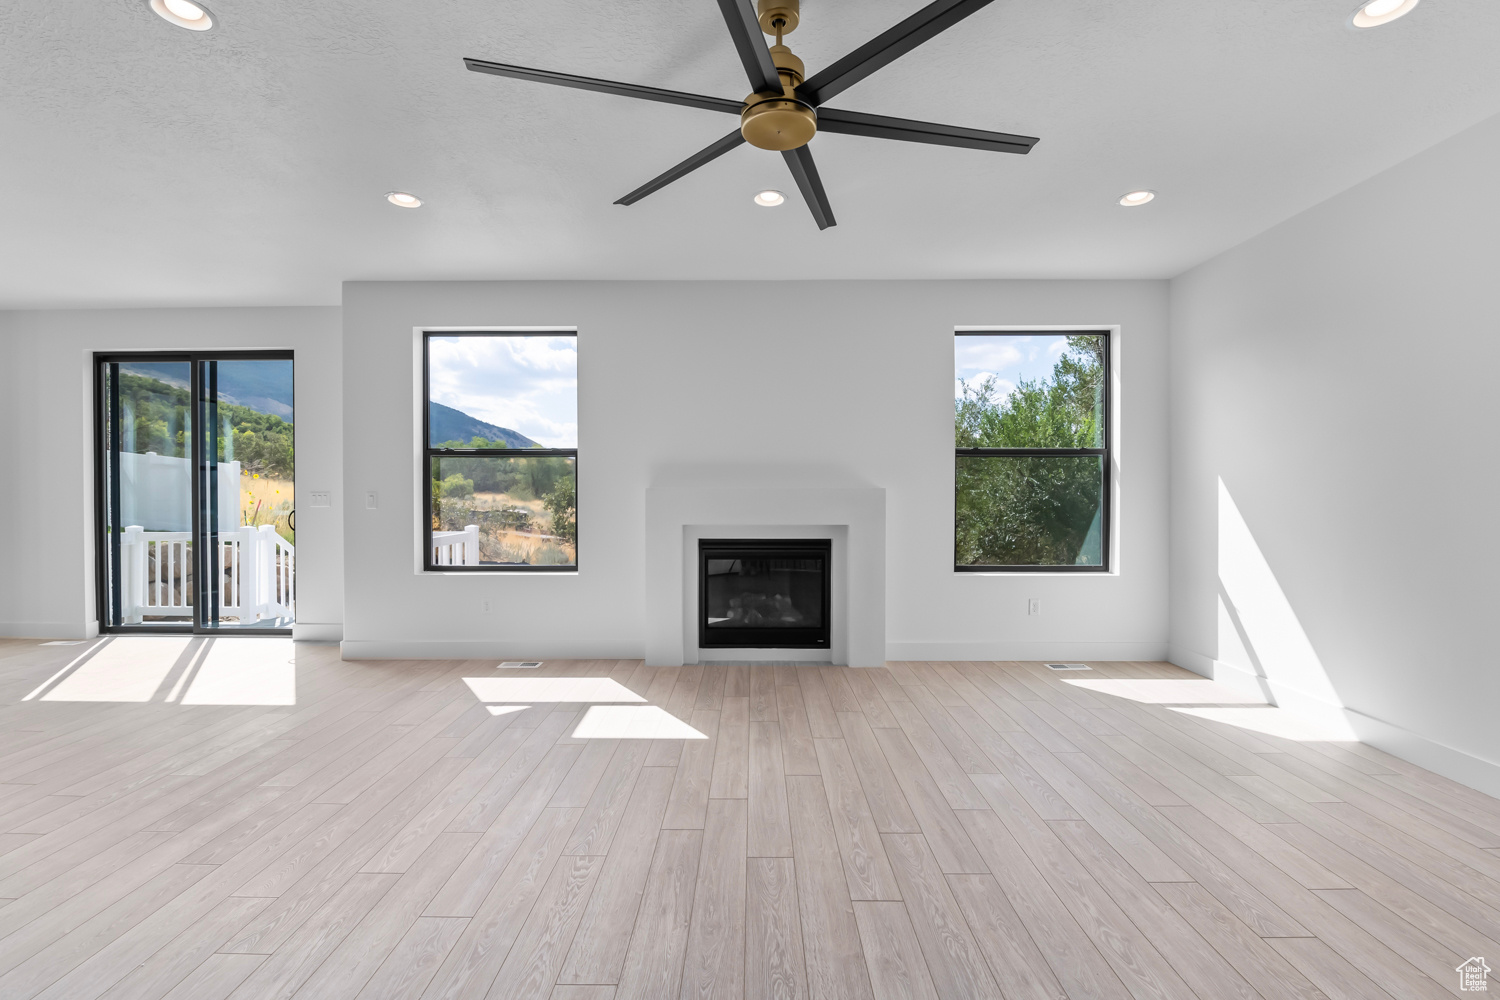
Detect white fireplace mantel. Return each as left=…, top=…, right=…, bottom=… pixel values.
left=644, top=485, right=886, bottom=666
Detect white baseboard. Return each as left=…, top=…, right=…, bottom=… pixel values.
left=1336, top=709, right=1500, bottom=800
left=340, top=638, right=646, bottom=661
left=343, top=639, right=1172, bottom=667
left=0, top=621, right=95, bottom=640
left=1166, top=644, right=1215, bottom=678
left=887, top=640, right=1169, bottom=662
left=1194, top=654, right=1351, bottom=733
left=1169, top=645, right=1500, bottom=800
left=292, top=622, right=343, bottom=642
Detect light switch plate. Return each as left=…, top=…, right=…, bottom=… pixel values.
left=365, top=491, right=378, bottom=510
left=307, top=491, right=331, bottom=508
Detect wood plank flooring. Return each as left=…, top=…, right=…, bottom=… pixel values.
left=1, top=638, right=1497, bottom=999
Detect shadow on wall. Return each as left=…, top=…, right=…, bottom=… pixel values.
left=1215, top=477, right=1356, bottom=739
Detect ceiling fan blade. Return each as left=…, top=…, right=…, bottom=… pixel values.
left=796, top=0, right=998, bottom=106
left=615, top=131, right=747, bottom=206
left=715, top=0, right=785, bottom=95
left=464, top=58, right=741, bottom=116
left=781, top=146, right=836, bottom=230
left=816, top=107, right=1037, bottom=155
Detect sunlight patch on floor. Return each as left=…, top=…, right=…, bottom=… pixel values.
left=572, top=705, right=708, bottom=740
left=486, top=705, right=531, bottom=716
left=24, top=636, right=298, bottom=705
left=41, top=636, right=190, bottom=702
left=1169, top=705, right=1351, bottom=741
left=462, top=677, right=646, bottom=704
left=1063, top=677, right=1267, bottom=705
left=180, top=638, right=296, bottom=705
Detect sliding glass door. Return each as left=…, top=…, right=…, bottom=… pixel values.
left=96, top=352, right=295, bottom=633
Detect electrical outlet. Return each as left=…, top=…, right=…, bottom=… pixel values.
left=307, top=491, right=331, bottom=508
left=365, top=491, right=378, bottom=510
left=480, top=597, right=493, bottom=614
left=1028, top=598, right=1041, bottom=616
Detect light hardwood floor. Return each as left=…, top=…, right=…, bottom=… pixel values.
left=1, top=637, right=1497, bottom=999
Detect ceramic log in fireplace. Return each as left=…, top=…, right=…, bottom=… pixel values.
left=699, top=539, right=831, bottom=649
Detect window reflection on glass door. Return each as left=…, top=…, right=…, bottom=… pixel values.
left=97, top=353, right=294, bottom=633
left=103, top=361, right=195, bottom=626
left=201, top=358, right=295, bottom=629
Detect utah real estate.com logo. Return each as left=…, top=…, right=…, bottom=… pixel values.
left=1458, top=957, right=1491, bottom=992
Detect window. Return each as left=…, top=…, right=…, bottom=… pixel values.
left=422, top=332, right=578, bottom=571
left=954, top=331, right=1109, bottom=571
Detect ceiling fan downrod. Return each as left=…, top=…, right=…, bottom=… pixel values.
left=740, top=0, right=817, bottom=151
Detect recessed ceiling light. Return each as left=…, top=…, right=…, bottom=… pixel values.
left=754, top=189, right=785, bottom=207
left=1118, top=190, right=1156, bottom=207
left=386, top=191, right=422, bottom=208
left=148, top=0, right=214, bottom=30
left=1350, top=0, right=1419, bottom=27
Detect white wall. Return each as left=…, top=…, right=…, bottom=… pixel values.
left=1170, top=112, right=1500, bottom=794
left=341, top=279, right=1170, bottom=661
left=0, top=307, right=343, bottom=639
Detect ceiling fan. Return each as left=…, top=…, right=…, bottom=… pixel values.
left=464, top=0, right=1039, bottom=230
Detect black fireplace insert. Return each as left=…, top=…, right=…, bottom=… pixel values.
left=699, top=538, right=831, bottom=649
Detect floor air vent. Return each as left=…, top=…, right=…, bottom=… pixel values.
left=499, top=661, right=544, bottom=669
left=1046, top=663, right=1091, bottom=671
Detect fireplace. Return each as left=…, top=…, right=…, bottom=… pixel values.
left=699, top=538, right=831, bottom=649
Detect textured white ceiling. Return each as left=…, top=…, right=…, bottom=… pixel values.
left=2, top=0, right=1498, bottom=306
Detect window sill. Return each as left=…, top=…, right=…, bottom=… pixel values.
left=420, top=569, right=579, bottom=577
left=955, top=568, right=1117, bottom=577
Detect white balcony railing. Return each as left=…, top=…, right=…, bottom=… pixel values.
left=432, top=524, right=480, bottom=566
left=119, top=524, right=294, bottom=623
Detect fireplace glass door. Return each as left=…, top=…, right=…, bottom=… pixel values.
left=699, top=539, right=831, bottom=649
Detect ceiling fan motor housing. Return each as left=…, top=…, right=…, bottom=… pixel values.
left=740, top=43, right=816, bottom=150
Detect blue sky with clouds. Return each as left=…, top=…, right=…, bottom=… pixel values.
left=428, top=335, right=577, bottom=448
left=954, top=333, right=1073, bottom=403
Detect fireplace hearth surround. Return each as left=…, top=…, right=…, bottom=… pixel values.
left=643, top=483, right=885, bottom=666
left=699, top=539, right=832, bottom=649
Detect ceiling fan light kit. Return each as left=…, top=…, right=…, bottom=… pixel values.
left=464, top=0, right=1040, bottom=230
